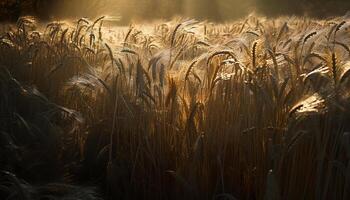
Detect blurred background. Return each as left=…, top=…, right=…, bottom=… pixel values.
left=1, top=0, right=350, bottom=23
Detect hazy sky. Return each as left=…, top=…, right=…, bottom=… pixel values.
left=103, top=0, right=350, bottom=22
left=110, top=0, right=255, bottom=22
left=2, top=0, right=350, bottom=22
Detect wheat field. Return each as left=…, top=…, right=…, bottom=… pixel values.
left=1, top=14, right=350, bottom=200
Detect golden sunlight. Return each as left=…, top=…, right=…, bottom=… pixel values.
left=1, top=0, right=350, bottom=200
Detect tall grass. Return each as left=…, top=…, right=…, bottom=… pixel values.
left=1, top=14, right=350, bottom=199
